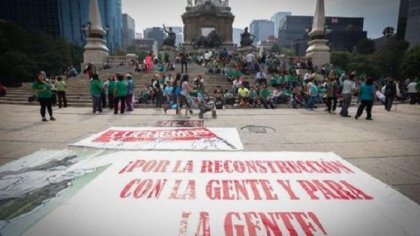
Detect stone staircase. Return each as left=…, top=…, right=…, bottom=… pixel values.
left=0, top=63, right=236, bottom=108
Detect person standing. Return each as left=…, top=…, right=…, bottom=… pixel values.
left=325, top=73, right=339, bottom=113
left=114, top=74, right=127, bottom=114
left=125, top=74, right=135, bottom=111
left=180, top=51, right=189, bottom=74
left=340, top=73, right=356, bottom=117
left=107, top=75, right=116, bottom=109
left=152, top=73, right=163, bottom=108
left=355, top=77, right=375, bottom=120
left=90, top=74, right=103, bottom=114
left=32, top=71, right=55, bottom=121
left=56, top=76, right=67, bottom=108
left=306, top=77, right=318, bottom=110
left=178, top=74, right=192, bottom=115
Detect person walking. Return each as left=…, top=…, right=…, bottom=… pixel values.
left=355, top=77, right=375, bottom=120
left=32, top=71, right=55, bottom=121
left=56, top=76, right=67, bottom=108
left=382, top=78, right=399, bottom=111
left=325, top=72, right=339, bottom=113
left=90, top=74, right=103, bottom=114
left=114, top=74, right=127, bottom=114
left=340, top=73, right=356, bottom=117
left=180, top=51, right=189, bottom=74
left=107, top=75, right=116, bottom=109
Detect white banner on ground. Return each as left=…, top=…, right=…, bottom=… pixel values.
left=70, top=127, right=244, bottom=150
left=23, top=152, right=420, bottom=236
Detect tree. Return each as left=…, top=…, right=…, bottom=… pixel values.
left=400, top=46, right=420, bottom=79
left=271, top=43, right=280, bottom=53
left=331, top=51, right=351, bottom=71
left=355, top=38, right=375, bottom=55
left=382, top=26, right=395, bottom=38
left=373, top=38, right=409, bottom=78
left=348, top=54, right=381, bottom=78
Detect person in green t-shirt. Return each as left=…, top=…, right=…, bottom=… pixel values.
left=113, top=74, right=127, bottom=114
left=56, top=77, right=67, bottom=108
left=32, top=71, right=55, bottom=121
left=261, top=84, right=275, bottom=109
left=90, top=74, right=103, bottom=113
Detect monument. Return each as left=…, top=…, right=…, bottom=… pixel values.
left=182, top=0, right=234, bottom=49
left=83, top=0, right=109, bottom=67
left=305, top=0, right=330, bottom=68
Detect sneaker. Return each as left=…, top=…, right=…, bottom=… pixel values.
left=355, top=115, right=359, bottom=120
left=50, top=117, right=56, bottom=121
left=42, top=117, right=48, bottom=122
left=366, top=117, right=373, bottom=120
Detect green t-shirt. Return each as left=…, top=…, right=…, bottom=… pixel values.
left=56, top=80, right=66, bottom=91
left=32, top=81, right=52, bottom=98
left=114, top=80, right=127, bottom=97
left=108, top=80, right=115, bottom=93
left=261, top=88, right=270, bottom=99
left=90, top=79, right=103, bottom=96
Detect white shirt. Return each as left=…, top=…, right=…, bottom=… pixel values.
left=407, top=82, right=417, bottom=93
left=341, top=80, right=356, bottom=95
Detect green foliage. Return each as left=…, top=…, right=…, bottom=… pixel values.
left=348, top=54, right=381, bottom=78
left=400, top=46, right=420, bottom=79
left=271, top=43, right=280, bottom=53
left=373, top=38, right=409, bottom=78
left=355, top=38, right=375, bottom=55
left=0, top=21, right=82, bottom=86
left=331, top=51, right=351, bottom=71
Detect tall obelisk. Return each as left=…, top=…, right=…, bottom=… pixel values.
left=83, top=0, right=109, bottom=66
left=305, top=0, right=330, bottom=68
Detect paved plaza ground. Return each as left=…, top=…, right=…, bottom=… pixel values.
left=0, top=104, right=419, bottom=204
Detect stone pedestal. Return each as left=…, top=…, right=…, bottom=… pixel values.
left=83, top=37, right=109, bottom=66
left=237, top=45, right=257, bottom=55
left=160, top=46, right=177, bottom=62
left=305, top=39, right=330, bottom=68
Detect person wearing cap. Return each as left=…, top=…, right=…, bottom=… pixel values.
left=125, top=74, right=135, bottom=111
left=32, top=71, right=55, bottom=121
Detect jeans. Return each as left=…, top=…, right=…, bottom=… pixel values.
left=181, top=62, right=188, bottom=73
left=108, top=93, right=114, bottom=109
left=38, top=97, right=53, bottom=118
left=126, top=94, right=133, bottom=111
left=340, top=94, right=352, bottom=116
left=356, top=100, right=373, bottom=119
left=385, top=96, right=395, bottom=111
left=155, top=90, right=163, bottom=108
left=326, top=97, right=337, bottom=112
left=114, top=96, right=125, bottom=114
left=92, top=95, right=102, bottom=112
left=306, top=96, right=317, bottom=109
left=57, top=91, right=67, bottom=108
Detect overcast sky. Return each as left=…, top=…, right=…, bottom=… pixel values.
left=122, top=0, right=400, bottom=39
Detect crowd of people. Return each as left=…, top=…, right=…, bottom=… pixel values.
left=29, top=49, right=419, bottom=122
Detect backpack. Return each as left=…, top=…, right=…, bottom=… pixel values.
left=385, top=85, right=396, bottom=97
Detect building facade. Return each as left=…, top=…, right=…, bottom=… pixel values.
left=405, top=0, right=420, bottom=47
left=122, top=13, right=135, bottom=48
left=279, top=15, right=367, bottom=55
left=270, top=11, right=291, bottom=38
left=144, top=27, right=165, bottom=47
left=249, top=20, right=275, bottom=45
left=0, top=0, right=123, bottom=53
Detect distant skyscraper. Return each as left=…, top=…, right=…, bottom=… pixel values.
left=0, top=0, right=123, bottom=53
left=249, top=20, right=275, bottom=45
left=271, top=12, right=291, bottom=38
left=397, top=0, right=409, bottom=40
left=405, top=0, right=420, bottom=47
left=279, top=15, right=367, bottom=56
left=144, top=27, right=165, bottom=47
left=233, top=28, right=244, bottom=46
left=122, top=13, right=135, bottom=48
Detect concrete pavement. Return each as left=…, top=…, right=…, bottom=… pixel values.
left=0, top=103, right=419, bottom=204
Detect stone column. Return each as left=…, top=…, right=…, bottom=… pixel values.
left=83, top=0, right=109, bottom=67
left=305, top=0, right=330, bottom=68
